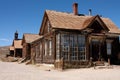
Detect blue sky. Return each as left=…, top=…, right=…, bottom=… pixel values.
left=0, top=0, right=120, bottom=46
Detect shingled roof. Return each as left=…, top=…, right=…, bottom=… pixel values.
left=43, top=10, right=120, bottom=34
left=22, top=33, right=42, bottom=44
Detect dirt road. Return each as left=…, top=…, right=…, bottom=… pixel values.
left=0, top=61, right=120, bottom=80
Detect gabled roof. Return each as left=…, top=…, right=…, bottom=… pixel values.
left=22, top=33, right=42, bottom=44
left=40, top=10, right=120, bottom=34
left=101, top=18, right=120, bottom=33
left=83, top=15, right=109, bottom=31
left=13, top=40, right=23, bottom=49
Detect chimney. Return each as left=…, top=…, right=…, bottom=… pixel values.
left=89, top=9, right=92, bottom=16
left=73, top=3, right=78, bottom=15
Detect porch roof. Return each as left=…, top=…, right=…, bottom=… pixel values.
left=45, top=10, right=120, bottom=34
left=23, top=33, right=42, bottom=44
left=9, top=46, right=14, bottom=50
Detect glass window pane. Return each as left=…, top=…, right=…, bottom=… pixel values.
left=78, top=35, right=86, bottom=61
left=56, top=34, right=60, bottom=60
left=61, top=33, right=69, bottom=60
left=107, top=42, right=111, bottom=55
left=49, top=40, right=52, bottom=56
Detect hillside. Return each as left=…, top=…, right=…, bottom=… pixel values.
left=0, top=46, right=10, bottom=59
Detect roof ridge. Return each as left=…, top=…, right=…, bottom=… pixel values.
left=45, top=10, right=112, bottom=19
left=45, top=10, right=75, bottom=17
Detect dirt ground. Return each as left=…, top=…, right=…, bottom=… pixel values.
left=0, top=61, right=120, bottom=80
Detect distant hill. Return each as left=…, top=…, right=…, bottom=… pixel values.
left=0, top=46, right=10, bottom=58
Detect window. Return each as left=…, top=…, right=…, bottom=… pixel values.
left=47, top=21, right=50, bottom=32
left=56, top=32, right=86, bottom=61
left=45, top=40, right=48, bottom=56
left=78, top=35, right=86, bottom=61
left=107, top=42, right=111, bottom=55
left=48, top=40, right=52, bottom=56
left=56, top=33, right=60, bottom=60
left=61, top=33, right=69, bottom=60
left=70, top=34, right=78, bottom=61
left=45, top=40, right=52, bottom=56
left=39, top=43, right=42, bottom=58
left=35, top=45, right=40, bottom=58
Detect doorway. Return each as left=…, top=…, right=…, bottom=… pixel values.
left=90, top=39, right=101, bottom=61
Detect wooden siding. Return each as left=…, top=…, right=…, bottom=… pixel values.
left=22, top=43, right=31, bottom=59
left=34, top=27, right=120, bottom=68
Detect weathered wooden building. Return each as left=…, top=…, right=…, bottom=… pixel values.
left=9, top=46, right=14, bottom=56
left=30, top=36, right=43, bottom=64
left=21, top=33, right=41, bottom=60
left=31, top=3, right=120, bottom=68
left=13, top=40, right=23, bottom=57
left=9, top=31, right=23, bottom=57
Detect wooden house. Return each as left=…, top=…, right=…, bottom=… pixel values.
left=30, top=36, right=43, bottom=64
left=31, top=3, right=120, bottom=68
left=9, top=31, right=23, bottom=57
left=21, top=33, right=41, bottom=60
left=9, top=46, right=14, bottom=56
left=12, top=40, right=23, bottom=57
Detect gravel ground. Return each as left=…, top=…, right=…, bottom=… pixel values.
left=0, top=61, right=120, bottom=80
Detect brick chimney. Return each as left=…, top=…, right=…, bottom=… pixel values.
left=73, top=3, right=78, bottom=15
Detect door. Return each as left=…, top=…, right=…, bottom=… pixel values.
left=91, top=39, right=100, bottom=61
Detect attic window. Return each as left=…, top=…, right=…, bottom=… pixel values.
left=47, top=21, right=50, bottom=32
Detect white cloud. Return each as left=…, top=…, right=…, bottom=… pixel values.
left=0, top=38, right=11, bottom=42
